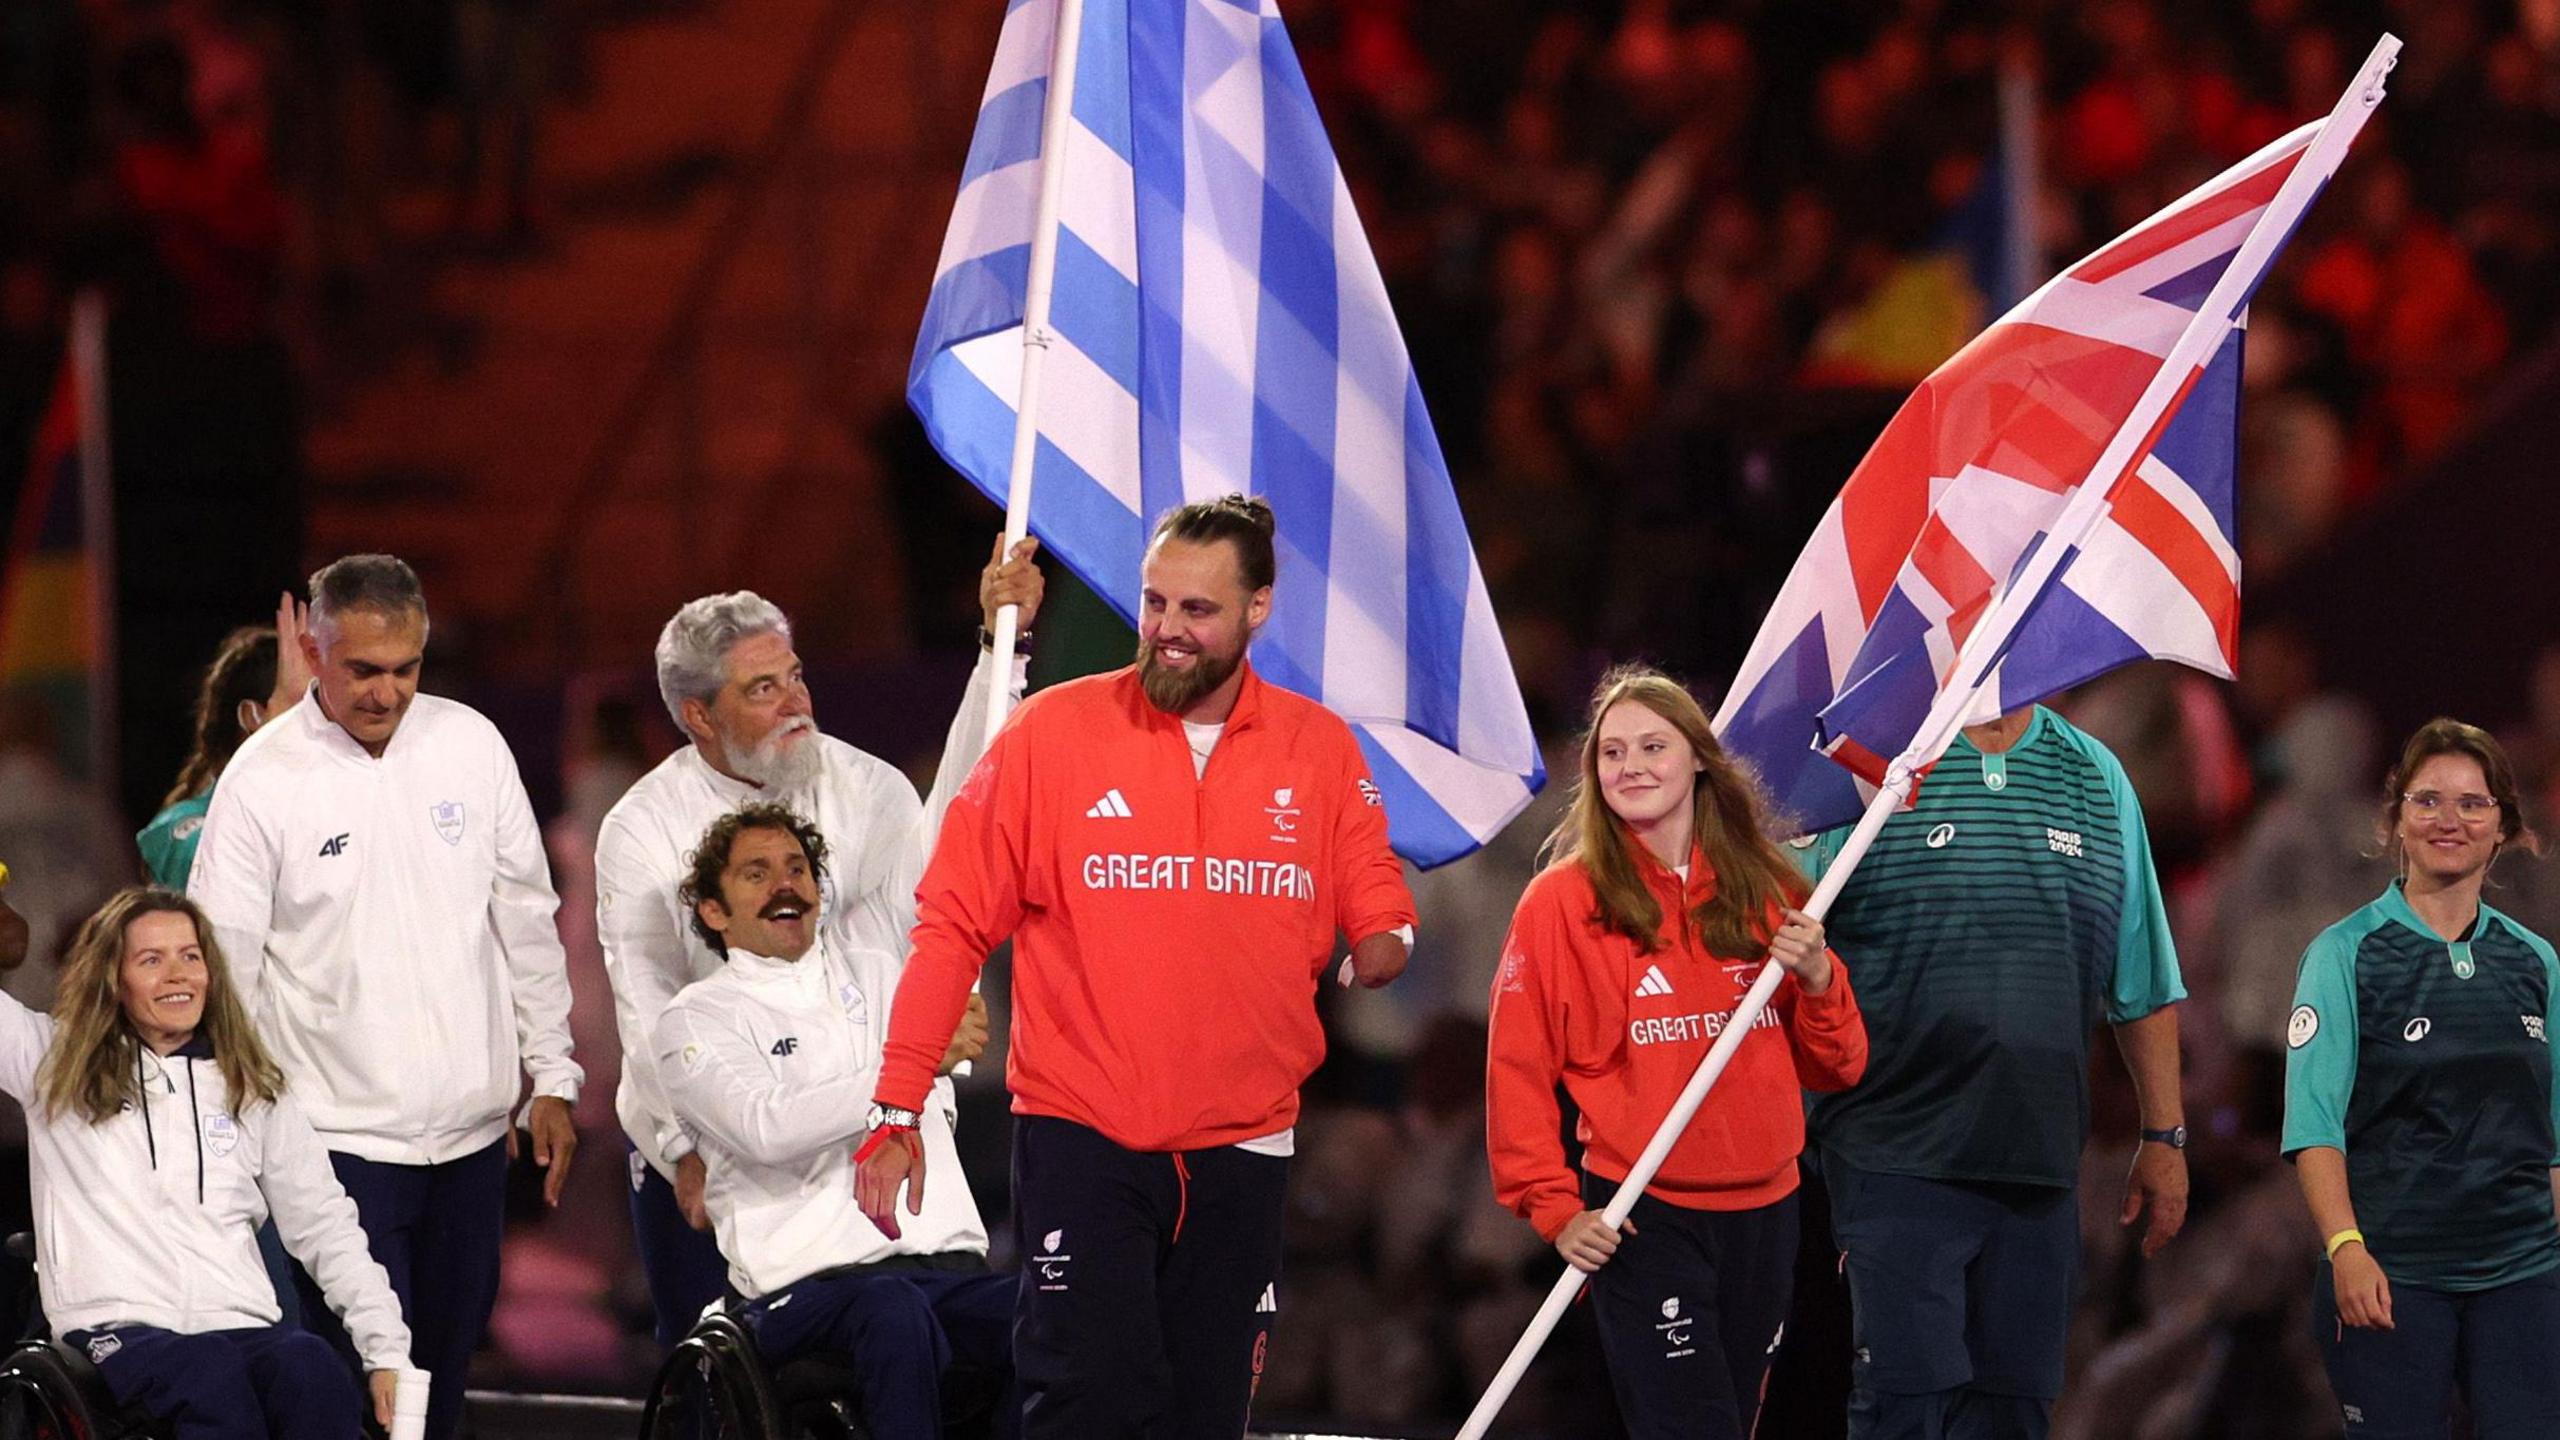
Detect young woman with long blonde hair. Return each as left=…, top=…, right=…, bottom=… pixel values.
left=1487, top=665, right=1867, bottom=1439
left=0, top=886, right=408, bottom=1438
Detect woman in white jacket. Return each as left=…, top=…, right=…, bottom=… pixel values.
left=0, top=886, right=410, bottom=1439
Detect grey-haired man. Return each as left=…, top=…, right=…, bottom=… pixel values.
left=190, top=553, right=584, bottom=1440
left=597, top=537, right=1040, bottom=1345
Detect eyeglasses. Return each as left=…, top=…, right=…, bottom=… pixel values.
left=2402, top=790, right=2500, bottom=822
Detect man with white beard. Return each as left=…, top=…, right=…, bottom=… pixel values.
left=598, top=538, right=1041, bottom=1345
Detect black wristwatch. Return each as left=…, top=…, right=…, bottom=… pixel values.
left=2139, top=1124, right=2187, bottom=1150
left=976, top=624, right=1034, bottom=656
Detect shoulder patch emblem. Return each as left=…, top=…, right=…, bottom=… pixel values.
left=2287, top=1004, right=2318, bottom=1049
left=679, top=1042, right=707, bottom=1076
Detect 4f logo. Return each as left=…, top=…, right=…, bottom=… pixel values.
left=769, top=1037, right=798, bottom=1057
left=317, top=834, right=351, bottom=858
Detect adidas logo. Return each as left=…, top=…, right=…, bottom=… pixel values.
left=1255, top=1283, right=1277, bottom=1314
left=1085, top=789, right=1133, bottom=819
left=1634, top=965, right=1675, bottom=998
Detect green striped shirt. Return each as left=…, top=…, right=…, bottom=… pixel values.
left=137, top=792, right=212, bottom=891
left=2282, top=884, right=2560, bottom=1291
left=1798, top=707, right=2183, bottom=1187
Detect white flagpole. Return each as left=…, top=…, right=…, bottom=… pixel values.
left=983, top=0, right=1088, bottom=747
left=1453, top=35, right=2399, bottom=1440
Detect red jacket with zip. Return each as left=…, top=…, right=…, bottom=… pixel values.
left=875, top=663, right=1416, bottom=1152
left=1486, top=843, right=1867, bottom=1240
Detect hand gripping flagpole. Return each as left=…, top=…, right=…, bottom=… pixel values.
left=1453, top=36, right=2398, bottom=1440
left=983, top=0, right=1089, bottom=748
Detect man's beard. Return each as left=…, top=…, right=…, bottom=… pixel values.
left=721, top=715, right=822, bottom=790
left=1137, top=635, right=1244, bottom=714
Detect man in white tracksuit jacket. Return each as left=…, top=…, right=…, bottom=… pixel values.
left=597, top=539, right=1038, bottom=1343
left=188, top=554, right=582, bottom=1440
left=656, top=803, right=1011, bottom=1437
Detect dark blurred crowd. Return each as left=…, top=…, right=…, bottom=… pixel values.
left=0, top=0, right=553, bottom=478
left=1288, top=0, right=2555, bottom=733
left=0, top=0, right=565, bottom=823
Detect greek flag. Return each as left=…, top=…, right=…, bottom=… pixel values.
left=910, top=0, right=1543, bottom=867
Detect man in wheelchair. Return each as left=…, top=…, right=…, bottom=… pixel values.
left=656, top=805, right=1012, bottom=1437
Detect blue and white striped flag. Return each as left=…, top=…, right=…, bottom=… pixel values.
left=909, top=0, right=1544, bottom=868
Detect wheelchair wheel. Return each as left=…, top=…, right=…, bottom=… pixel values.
left=0, top=1338, right=166, bottom=1440
left=637, top=1313, right=783, bottom=1440
left=639, top=1310, right=892, bottom=1440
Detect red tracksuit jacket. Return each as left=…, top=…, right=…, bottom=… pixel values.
left=1486, top=844, right=1867, bottom=1241
left=876, top=663, right=1417, bottom=1152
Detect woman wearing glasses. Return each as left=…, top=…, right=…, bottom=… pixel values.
left=2282, top=717, right=2560, bottom=1437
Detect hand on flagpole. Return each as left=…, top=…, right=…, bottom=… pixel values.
left=1553, top=1210, right=1637, bottom=1274
left=1766, top=909, right=1831, bottom=994
left=980, top=535, right=1044, bottom=634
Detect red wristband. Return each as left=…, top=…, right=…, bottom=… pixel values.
left=853, top=1125, right=915, bottom=1163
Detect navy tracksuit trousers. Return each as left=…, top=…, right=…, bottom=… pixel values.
left=290, top=1138, right=506, bottom=1440
left=64, top=1323, right=359, bottom=1439
left=738, top=1263, right=1017, bottom=1437
left=1009, top=1115, right=1286, bottom=1439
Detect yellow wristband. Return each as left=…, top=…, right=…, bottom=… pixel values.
left=2324, top=1228, right=2365, bottom=1260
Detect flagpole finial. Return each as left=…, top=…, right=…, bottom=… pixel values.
left=2363, top=56, right=2396, bottom=106
left=2361, top=34, right=2402, bottom=107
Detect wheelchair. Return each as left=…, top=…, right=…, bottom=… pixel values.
left=636, top=1303, right=1006, bottom=1440
left=0, top=1235, right=169, bottom=1440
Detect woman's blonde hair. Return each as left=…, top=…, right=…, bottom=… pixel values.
left=1544, top=665, right=1807, bottom=957
left=37, top=888, right=285, bottom=1125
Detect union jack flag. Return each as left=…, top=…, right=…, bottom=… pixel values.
left=1714, top=110, right=2368, bottom=837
